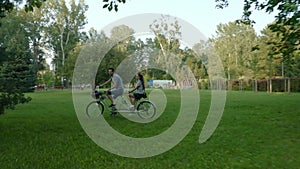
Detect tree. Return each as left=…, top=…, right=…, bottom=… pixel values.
left=19, top=7, right=48, bottom=73
left=101, top=0, right=299, bottom=63
left=216, top=0, right=299, bottom=25
left=64, top=42, right=84, bottom=82
left=212, top=22, right=258, bottom=80
left=41, top=0, right=88, bottom=87
left=101, top=0, right=299, bottom=25
left=110, top=24, right=134, bottom=43
left=193, top=39, right=225, bottom=90
left=96, top=25, right=135, bottom=85
left=0, top=0, right=45, bottom=18
left=0, top=10, right=36, bottom=114
left=182, top=47, right=207, bottom=81
left=73, top=30, right=110, bottom=89
left=258, top=23, right=300, bottom=78
left=73, top=26, right=135, bottom=88
left=149, top=15, right=182, bottom=77
left=215, top=0, right=300, bottom=59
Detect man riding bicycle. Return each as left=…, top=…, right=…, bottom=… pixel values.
left=99, top=67, right=124, bottom=108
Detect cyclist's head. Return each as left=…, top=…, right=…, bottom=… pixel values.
left=108, top=67, right=115, bottom=76
left=136, top=72, right=143, bottom=79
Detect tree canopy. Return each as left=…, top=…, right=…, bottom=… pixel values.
left=0, top=0, right=299, bottom=114
left=0, top=0, right=88, bottom=114
left=0, top=0, right=45, bottom=18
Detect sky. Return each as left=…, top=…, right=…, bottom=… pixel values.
left=83, top=0, right=278, bottom=39
left=46, top=0, right=278, bottom=66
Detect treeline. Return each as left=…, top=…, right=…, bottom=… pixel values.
left=1, top=0, right=299, bottom=113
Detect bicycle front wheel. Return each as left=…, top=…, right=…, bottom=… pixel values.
left=86, top=101, right=104, bottom=118
left=137, top=101, right=156, bottom=119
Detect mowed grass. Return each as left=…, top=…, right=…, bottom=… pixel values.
left=0, top=89, right=299, bottom=168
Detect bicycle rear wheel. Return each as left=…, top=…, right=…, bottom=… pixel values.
left=86, top=101, right=104, bottom=118
left=137, top=101, right=156, bottom=119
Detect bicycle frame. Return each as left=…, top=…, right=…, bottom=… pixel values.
left=88, top=90, right=156, bottom=119
left=96, top=91, right=143, bottom=113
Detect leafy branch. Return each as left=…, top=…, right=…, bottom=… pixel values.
left=102, top=0, right=126, bottom=12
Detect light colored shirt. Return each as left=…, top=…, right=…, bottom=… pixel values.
left=111, top=73, right=124, bottom=90
left=136, top=80, right=144, bottom=94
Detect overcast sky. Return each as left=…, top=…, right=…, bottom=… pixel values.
left=84, top=0, right=277, bottom=38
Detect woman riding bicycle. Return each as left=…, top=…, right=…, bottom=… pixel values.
left=128, top=72, right=146, bottom=109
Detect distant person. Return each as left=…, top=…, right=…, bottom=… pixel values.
left=99, top=68, right=124, bottom=108
left=128, top=73, right=146, bottom=109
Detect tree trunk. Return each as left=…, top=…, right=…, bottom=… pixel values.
left=60, top=29, right=65, bottom=66
left=60, top=28, right=65, bottom=88
left=267, top=80, right=269, bottom=93
left=0, top=106, right=4, bottom=115
left=217, top=79, right=220, bottom=90
left=239, top=79, right=243, bottom=91
left=227, top=67, right=232, bottom=91
left=288, top=78, right=291, bottom=94
left=284, top=78, right=287, bottom=92
left=269, top=79, right=273, bottom=93
left=201, top=79, right=205, bottom=90
left=254, top=79, right=258, bottom=92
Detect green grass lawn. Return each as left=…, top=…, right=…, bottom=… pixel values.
left=0, top=90, right=299, bottom=168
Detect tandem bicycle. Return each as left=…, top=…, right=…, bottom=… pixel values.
left=86, top=90, right=156, bottom=119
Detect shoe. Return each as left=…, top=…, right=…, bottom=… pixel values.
left=129, top=105, right=134, bottom=109
left=110, top=109, right=118, bottom=116
left=109, top=104, right=116, bottom=108
left=110, top=106, right=117, bottom=113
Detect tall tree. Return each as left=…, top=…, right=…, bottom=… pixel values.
left=19, top=7, right=48, bottom=73
left=182, top=47, right=207, bottom=81
left=216, top=0, right=300, bottom=58
left=193, top=39, right=225, bottom=89
left=101, top=0, right=299, bottom=66
left=96, top=25, right=135, bottom=85
left=258, top=23, right=300, bottom=78
left=41, top=0, right=88, bottom=87
left=0, top=10, right=36, bottom=114
left=149, top=15, right=182, bottom=78
left=212, top=22, right=258, bottom=80
left=73, top=30, right=110, bottom=89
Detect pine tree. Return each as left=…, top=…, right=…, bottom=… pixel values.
left=0, top=10, right=36, bottom=114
